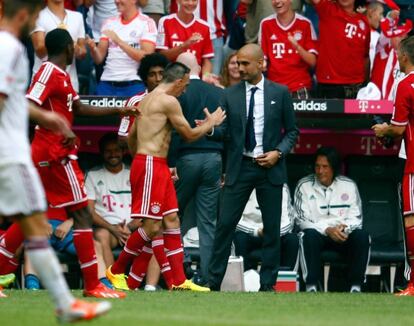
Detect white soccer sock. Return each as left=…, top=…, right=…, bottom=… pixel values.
left=350, top=285, right=361, bottom=293
left=306, top=285, right=317, bottom=292
left=26, top=239, right=74, bottom=311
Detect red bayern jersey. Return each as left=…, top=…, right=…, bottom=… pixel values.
left=390, top=72, right=414, bottom=173
left=194, top=0, right=226, bottom=39
left=259, top=13, right=318, bottom=92
left=315, top=0, right=370, bottom=84
left=26, top=62, right=79, bottom=162
left=118, top=90, right=147, bottom=137
left=156, top=13, right=214, bottom=65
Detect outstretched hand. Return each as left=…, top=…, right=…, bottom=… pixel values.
left=203, top=106, right=226, bottom=127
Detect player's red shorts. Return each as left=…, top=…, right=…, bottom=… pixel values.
left=402, top=173, right=414, bottom=216
left=35, top=159, right=88, bottom=210
left=130, top=154, right=178, bottom=220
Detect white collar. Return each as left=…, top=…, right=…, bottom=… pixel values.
left=245, top=75, right=264, bottom=92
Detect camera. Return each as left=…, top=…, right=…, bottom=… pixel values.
left=372, top=115, right=394, bottom=148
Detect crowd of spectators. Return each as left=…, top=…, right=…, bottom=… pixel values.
left=1, top=0, right=414, bottom=294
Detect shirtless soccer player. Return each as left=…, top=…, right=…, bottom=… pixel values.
left=0, top=0, right=111, bottom=322
left=106, top=62, right=225, bottom=291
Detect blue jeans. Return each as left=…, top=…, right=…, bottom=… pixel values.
left=211, top=37, right=224, bottom=76
left=96, top=80, right=146, bottom=96
left=49, top=219, right=76, bottom=256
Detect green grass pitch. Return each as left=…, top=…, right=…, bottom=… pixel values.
left=0, top=290, right=413, bottom=326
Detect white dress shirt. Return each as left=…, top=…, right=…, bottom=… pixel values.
left=244, top=76, right=265, bottom=158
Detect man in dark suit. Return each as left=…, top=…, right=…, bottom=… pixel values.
left=168, top=53, right=224, bottom=285
left=208, top=43, right=299, bottom=291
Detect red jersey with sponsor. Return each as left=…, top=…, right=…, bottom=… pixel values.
left=390, top=72, right=414, bottom=173
left=118, top=90, right=147, bottom=137
left=26, top=62, right=79, bottom=163
left=315, top=0, right=370, bottom=84
left=156, top=14, right=214, bottom=65
left=259, top=13, right=318, bottom=92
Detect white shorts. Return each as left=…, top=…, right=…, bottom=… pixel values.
left=0, top=162, right=47, bottom=216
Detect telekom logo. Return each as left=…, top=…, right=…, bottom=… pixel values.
left=358, top=100, right=368, bottom=113
left=344, top=23, right=357, bottom=39
left=102, top=195, right=115, bottom=212
left=272, top=43, right=285, bottom=59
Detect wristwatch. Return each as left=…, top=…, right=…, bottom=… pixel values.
left=276, top=150, right=283, bottom=159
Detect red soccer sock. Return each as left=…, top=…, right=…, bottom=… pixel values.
left=406, top=226, right=414, bottom=282
left=0, top=223, right=24, bottom=273
left=152, top=236, right=173, bottom=289
left=112, top=227, right=151, bottom=275
left=73, top=229, right=99, bottom=291
left=163, top=229, right=186, bottom=286
left=127, top=246, right=153, bottom=290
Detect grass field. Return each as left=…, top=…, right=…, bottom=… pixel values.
left=0, top=290, right=413, bottom=326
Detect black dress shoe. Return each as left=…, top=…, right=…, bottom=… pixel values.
left=259, top=284, right=276, bottom=292
left=204, top=282, right=220, bottom=291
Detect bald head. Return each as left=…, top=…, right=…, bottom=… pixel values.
left=176, top=52, right=200, bottom=76
left=237, top=43, right=264, bottom=62
left=236, top=43, right=264, bottom=84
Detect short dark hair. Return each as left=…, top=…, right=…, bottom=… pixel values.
left=138, top=53, right=169, bottom=84
left=400, top=36, right=414, bottom=65
left=315, top=146, right=341, bottom=177
left=162, top=62, right=190, bottom=83
left=45, top=28, right=73, bottom=57
left=98, top=132, right=119, bottom=154
left=2, top=0, right=43, bottom=18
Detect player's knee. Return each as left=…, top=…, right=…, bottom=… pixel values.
left=94, top=228, right=110, bottom=242
left=71, top=207, right=93, bottom=229
left=143, top=220, right=162, bottom=238
left=163, top=213, right=180, bottom=229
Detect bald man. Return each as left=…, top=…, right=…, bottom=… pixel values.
left=168, top=53, right=224, bottom=285
left=207, top=44, right=299, bottom=291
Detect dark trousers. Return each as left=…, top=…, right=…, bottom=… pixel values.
left=316, top=83, right=363, bottom=99
left=175, top=152, right=222, bottom=282
left=208, top=159, right=283, bottom=289
left=301, top=228, right=370, bottom=287
left=234, top=231, right=299, bottom=271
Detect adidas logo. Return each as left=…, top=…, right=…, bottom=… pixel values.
left=270, top=34, right=277, bottom=40
left=309, top=195, right=316, bottom=200
left=64, top=81, right=68, bottom=87
left=171, top=33, right=179, bottom=39
left=97, top=180, right=104, bottom=186
left=411, top=83, right=414, bottom=89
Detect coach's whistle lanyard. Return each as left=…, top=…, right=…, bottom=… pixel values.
left=47, top=7, right=68, bottom=30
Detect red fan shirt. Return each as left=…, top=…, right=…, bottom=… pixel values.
left=259, top=13, right=318, bottom=92
left=156, top=13, right=214, bottom=65
left=315, top=0, right=370, bottom=84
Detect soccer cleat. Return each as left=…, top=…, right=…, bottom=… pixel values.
left=172, top=279, right=211, bottom=292
left=0, top=273, right=15, bottom=288
left=395, top=283, right=414, bottom=296
left=106, top=265, right=129, bottom=291
left=83, top=283, right=126, bottom=299
left=0, top=286, right=7, bottom=298
left=56, top=299, right=111, bottom=323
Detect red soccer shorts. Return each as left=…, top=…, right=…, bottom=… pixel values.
left=402, top=173, right=414, bottom=216
left=130, top=154, right=178, bottom=220
left=35, top=160, right=88, bottom=209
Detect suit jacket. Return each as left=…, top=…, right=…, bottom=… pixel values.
left=213, top=78, right=299, bottom=186
left=167, top=78, right=224, bottom=166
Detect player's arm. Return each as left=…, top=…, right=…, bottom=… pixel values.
left=72, top=99, right=139, bottom=117
left=372, top=123, right=405, bottom=138
left=85, top=36, right=109, bottom=64
left=28, top=102, right=76, bottom=145
left=165, top=97, right=226, bottom=142
left=127, top=119, right=138, bottom=155
left=31, top=31, right=47, bottom=59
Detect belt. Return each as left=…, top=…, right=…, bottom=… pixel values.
left=242, top=155, right=257, bottom=163
left=103, top=80, right=141, bottom=87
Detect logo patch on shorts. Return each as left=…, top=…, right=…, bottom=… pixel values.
left=150, top=202, right=161, bottom=214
